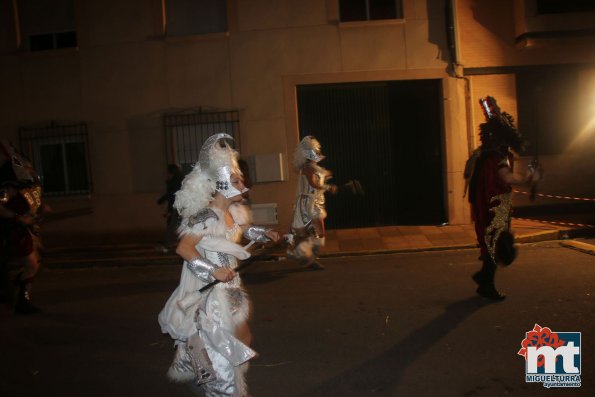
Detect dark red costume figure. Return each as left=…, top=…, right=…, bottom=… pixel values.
left=1, top=186, right=41, bottom=256
left=0, top=140, right=45, bottom=314
left=465, top=97, right=533, bottom=301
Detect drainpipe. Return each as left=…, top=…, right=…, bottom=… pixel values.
left=12, top=0, right=21, bottom=49
left=446, top=0, right=474, bottom=156
left=446, top=0, right=459, bottom=68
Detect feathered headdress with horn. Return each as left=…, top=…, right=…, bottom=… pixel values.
left=174, top=133, right=245, bottom=219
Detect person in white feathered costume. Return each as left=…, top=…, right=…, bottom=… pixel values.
left=286, top=136, right=338, bottom=270
left=158, top=133, right=279, bottom=397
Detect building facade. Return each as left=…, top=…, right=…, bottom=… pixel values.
left=0, top=0, right=593, bottom=246
left=456, top=0, right=595, bottom=208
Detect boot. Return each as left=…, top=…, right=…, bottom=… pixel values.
left=308, top=237, right=325, bottom=270
left=287, top=237, right=325, bottom=270
left=287, top=237, right=314, bottom=265
left=472, top=258, right=505, bottom=301
left=14, top=277, right=40, bottom=315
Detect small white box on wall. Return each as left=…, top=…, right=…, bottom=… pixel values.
left=251, top=203, right=278, bottom=225
left=247, top=153, right=286, bottom=183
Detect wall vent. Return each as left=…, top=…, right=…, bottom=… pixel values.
left=251, top=203, right=278, bottom=225
left=248, top=153, right=286, bottom=183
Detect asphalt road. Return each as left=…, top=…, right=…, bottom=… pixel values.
left=1, top=241, right=594, bottom=397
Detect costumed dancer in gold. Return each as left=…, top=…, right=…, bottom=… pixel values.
left=0, top=140, right=48, bottom=314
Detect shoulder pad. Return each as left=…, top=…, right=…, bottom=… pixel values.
left=187, top=208, right=218, bottom=229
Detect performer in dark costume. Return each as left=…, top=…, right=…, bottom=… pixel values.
left=465, top=97, right=539, bottom=301
left=0, top=140, right=47, bottom=314
left=157, top=164, right=184, bottom=252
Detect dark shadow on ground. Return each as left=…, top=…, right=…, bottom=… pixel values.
left=298, top=296, right=496, bottom=397
left=27, top=279, right=177, bottom=305
left=241, top=260, right=322, bottom=286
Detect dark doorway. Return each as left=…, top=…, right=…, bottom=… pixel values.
left=296, top=79, right=446, bottom=229
left=516, top=66, right=584, bottom=156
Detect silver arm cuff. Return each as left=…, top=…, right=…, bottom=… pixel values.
left=187, top=257, right=216, bottom=282
left=243, top=225, right=271, bottom=243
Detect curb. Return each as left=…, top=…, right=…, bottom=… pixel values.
left=318, top=229, right=563, bottom=259
left=41, top=228, right=576, bottom=269
left=318, top=243, right=477, bottom=258
left=514, top=229, right=562, bottom=244
left=559, top=240, right=595, bottom=256
left=43, top=256, right=179, bottom=270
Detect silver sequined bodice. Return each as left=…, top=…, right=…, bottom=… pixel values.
left=201, top=222, right=243, bottom=289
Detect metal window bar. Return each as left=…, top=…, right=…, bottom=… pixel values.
left=163, top=109, right=240, bottom=172
left=18, top=123, right=92, bottom=197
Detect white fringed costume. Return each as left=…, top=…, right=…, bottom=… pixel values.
left=287, top=136, right=332, bottom=265
left=158, top=133, right=261, bottom=397
left=291, top=162, right=331, bottom=230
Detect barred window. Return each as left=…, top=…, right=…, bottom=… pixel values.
left=163, top=109, right=240, bottom=173
left=19, top=123, right=92, bottom=196
left=339, top=0, right=403, bottom=22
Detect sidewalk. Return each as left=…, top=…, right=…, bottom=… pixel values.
left=41, top=218, right=588, bottom=269
left=322, top=215, right=576, bottom=256
left=319, top=218, right=574, bottom=256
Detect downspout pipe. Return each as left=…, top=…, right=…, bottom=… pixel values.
left=446, top=0, right=474, bottom=156
left=446, top=0, right=459, bottom=67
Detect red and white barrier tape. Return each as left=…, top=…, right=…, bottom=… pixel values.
left=513, top=190, right=595, bottom=202
left=513, top=217, right=595, bottom=229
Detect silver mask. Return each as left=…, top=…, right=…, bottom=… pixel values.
left=300, top=136, right=324, bottom=163
left=215, top=165, right=248, bottom=199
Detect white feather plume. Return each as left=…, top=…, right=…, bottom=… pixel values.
left=173, top=134, right=242, bottom=222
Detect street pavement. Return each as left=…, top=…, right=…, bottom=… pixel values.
left=38, top=218, right=582, bottom=270
left=1, top=241, right=594, bottom=397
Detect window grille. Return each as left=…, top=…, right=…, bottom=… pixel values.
left=19, top=123, right=92, bottom=197
left=163, top=109, right=240, bottom=173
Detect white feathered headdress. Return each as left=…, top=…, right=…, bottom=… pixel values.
left=293, top=135, right=324, bottom=170
left=174, top=133, right=242, bottom=220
